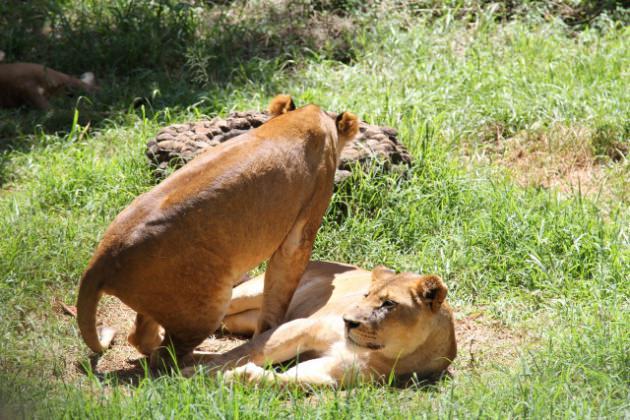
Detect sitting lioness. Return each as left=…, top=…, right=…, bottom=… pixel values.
left=76, top=95, right=359, bottom=365
left=185, top=261, right=456, bottom=387
left=0, top=62, right=96, bottom=109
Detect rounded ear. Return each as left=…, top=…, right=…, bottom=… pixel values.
left=416, top=275, right=447, bottom=312
left=371, top=265, right=396, bottom=283
left=335, top=112, right=359, bottom=141
left=268, top=94, right=295, bottom=116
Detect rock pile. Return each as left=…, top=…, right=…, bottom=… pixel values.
left=146, top=110, right=412, bottom=183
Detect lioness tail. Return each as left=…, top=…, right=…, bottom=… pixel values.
left=76, top=269, right=114, bottom=352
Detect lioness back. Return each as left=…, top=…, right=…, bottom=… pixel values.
left=99, top=105, right=337, bottom=286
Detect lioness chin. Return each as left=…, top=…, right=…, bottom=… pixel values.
left=76, top=95, right=359, bottom=367
left=184, top=261, right=457, bottom=387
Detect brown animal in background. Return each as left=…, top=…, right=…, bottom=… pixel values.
left=76, top=95, right=359, bottom=366
left=0, top=61, right=96, bottom=109
left=183, top=261, right=456, bottom=387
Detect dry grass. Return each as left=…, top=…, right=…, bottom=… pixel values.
left=463, top=123, right=629, bottom=200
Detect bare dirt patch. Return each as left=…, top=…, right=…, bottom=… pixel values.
left=464, top=123, right=628, bottom=200
left=61, top=296, right=247, bottom=382
left=61, top=297, right=528, bottom=383
left=451, top=310, right=531, bottom=376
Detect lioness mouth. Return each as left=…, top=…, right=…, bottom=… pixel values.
left=347, top=334, right=383, bottom=350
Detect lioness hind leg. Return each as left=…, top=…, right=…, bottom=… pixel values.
left=226, top=275, right=264, bottom=316
left=128, top=313, right=163, bottom=356
left=148, top=281, right=232, bottom=370
left=222, top=309, right=259, bottom=336
left=150, top=327, right=214, bottom=370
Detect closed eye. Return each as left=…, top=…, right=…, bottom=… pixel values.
left=381, top=299, right=397, bottom=309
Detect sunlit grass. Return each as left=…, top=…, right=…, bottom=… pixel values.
left=0, top=1, right=628, bottom=418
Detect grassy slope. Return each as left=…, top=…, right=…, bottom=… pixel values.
left=1, top=2, right=628, bottom=418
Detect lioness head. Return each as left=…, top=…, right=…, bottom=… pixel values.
left=268, top=94, right=359, bottom=145
left=342, top=266, right=449, bottom=360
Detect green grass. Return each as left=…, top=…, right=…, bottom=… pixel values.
left=1, top=1, right=629, bottom=418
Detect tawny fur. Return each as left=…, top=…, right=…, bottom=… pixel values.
left=76, top=95, right=359, bottom=366
left=0, top=62, right=96, bottom=109
left=184, top=261, right=457, bottom=387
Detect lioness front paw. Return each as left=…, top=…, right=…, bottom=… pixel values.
left=223, top=362, right=270, bottom=383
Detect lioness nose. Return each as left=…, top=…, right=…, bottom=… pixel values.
left=343, top=316, right=360, bottom=330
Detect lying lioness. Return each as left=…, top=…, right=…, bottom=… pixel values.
left=0, top=62, right=96, bottom=109
left=77, top=95, right=359, bottom=365
left=185, top=261, right=456, bottom=387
